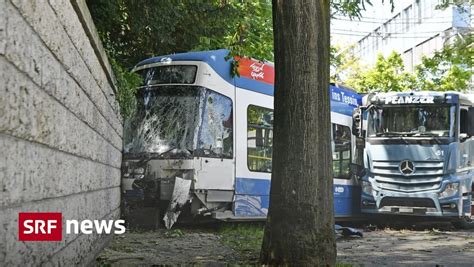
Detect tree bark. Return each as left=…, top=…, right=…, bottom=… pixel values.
left=260, top=0, right=335, bottom=265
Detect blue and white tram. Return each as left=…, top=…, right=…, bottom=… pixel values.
left=122, top=49, right=362, bottom=227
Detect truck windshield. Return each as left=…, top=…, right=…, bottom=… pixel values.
left=123, top=85, right=233, bottom=159
left=368, top=105, right=456, bottom=137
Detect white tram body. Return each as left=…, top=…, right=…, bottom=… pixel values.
left=122, top=50, right=362, bottom=227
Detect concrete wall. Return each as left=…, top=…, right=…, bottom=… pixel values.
left=0, top=0, right=122, bottom=265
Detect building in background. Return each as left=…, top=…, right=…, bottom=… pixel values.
left=352, top=0, right=472, bottom=72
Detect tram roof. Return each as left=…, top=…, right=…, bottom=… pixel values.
left=135, top=49, right=361, bottom=114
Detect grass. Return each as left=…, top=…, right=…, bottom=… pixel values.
left=164, top=228, right=185, bottom=238
left=217, top=223, right=354, bottom=266
left=218, top=223, right=265, bottom=263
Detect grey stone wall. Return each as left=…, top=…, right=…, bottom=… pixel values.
left=0, top=0, right=122, bottom=265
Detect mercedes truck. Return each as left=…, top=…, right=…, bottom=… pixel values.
left=352, top=91, right=474, bottom=228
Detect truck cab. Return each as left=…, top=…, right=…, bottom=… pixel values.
left=352, top=91, right=474, bottom=228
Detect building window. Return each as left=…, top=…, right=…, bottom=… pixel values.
left=423, top=1, right=431, bottom=18
left=415, top=0, right=422, bottom=23
left=394, top=14, right=401, bottom=32
left=247, top=105, right=273, bottom=172
left=403, top=48, right=413, bottom=72
left=404, top=9, right=410, bottom=31
left=332, top=124, right=351, bottom=179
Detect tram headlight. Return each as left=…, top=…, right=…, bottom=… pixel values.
left=362, top=181, right=374, bottom=196
left=438, top=183, right=459, bottom=199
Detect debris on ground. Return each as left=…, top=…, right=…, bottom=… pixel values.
left=335, top=224, right=363, bottom=238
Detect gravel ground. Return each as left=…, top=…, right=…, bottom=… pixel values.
left=96, top=230, right=239, bottom=266
left=96, top=222, right=474, bottom=266
left=337, top=227, right=474, bottom=266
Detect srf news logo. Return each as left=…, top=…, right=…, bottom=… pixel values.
left=18, top=212, right=125, bottom=241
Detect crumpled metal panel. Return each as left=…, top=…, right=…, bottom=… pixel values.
left=163, top=177, right=192, bottom=229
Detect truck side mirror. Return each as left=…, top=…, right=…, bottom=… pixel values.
left=352, top=108, right=362, bottom=137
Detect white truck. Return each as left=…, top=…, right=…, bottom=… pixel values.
left=352, top=91, right=474, bottom=228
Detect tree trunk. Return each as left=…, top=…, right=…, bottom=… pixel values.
left=260, top=0, right=335, bottom=265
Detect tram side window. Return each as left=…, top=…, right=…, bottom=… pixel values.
left=460, top=108, right=468, bottom=135
left=247, top=105, right=273, bottom=172
left=197, top=90, right=233, bottom=158
left=332, top=124, right=351, bottom=179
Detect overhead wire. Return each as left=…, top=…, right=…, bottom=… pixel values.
left=332, top=28, right=454, bottom=35
left=334, top=13, right=467, bottom=21
left=330, top=4, right=471, bottom=42
left=331, top=17, right=455, bottom=24
left=330, top=31, right=441, bottom=39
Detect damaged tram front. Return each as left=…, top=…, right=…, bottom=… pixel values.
left=122, top=50, right=362, bottom=228
left=123, top=51, right=239, bottom=228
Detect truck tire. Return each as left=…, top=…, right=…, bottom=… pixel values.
left=452, top=217, right=474, bottom=230
left=452, top=186, right=474, bottom=230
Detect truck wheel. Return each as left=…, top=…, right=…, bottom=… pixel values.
left=452, top=217, right=474, bottom=230
left=452, top=187, right=474, bottom=230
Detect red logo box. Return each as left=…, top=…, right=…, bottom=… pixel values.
left=18, top=212, right=62, bottom=241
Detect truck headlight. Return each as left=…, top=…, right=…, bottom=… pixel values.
left=362, top=181, right=374, bottom=195
left=438, top=183, right=459, bottom=199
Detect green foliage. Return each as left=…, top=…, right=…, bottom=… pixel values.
left=87, top=0, right=398, bottom=116
left=88, top=0, right=274, bottom=67
left=109, top=58, right=141, bottom=118
left=88, top=0, right=386, bottom=66
left=343, top=34, right=472, bottom=93
left=164, top=229, right=185, bottom=238
left=219, top=223, right=264, bottom=263
left=88, top=0, right=468, bottom=116
left=414, top=35, right=473, bottom=92
left=435, top=0, right=471, bottom=10
left=220, top=1, right=274, bottom=61
left=331, top=0, right=395, bottom=18
left=345, top=52, right=417, bottom=92
left=330, top=45, right=361, bottom=84
left=87, top=0, right=274, bottom=117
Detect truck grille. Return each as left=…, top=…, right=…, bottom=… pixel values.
left=371, top=160, right=444, bottom=193
left=380, top=197, right=436, bottom=208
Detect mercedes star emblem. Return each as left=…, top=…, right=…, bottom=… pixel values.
left=399, top=160, right=415, bottom=175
